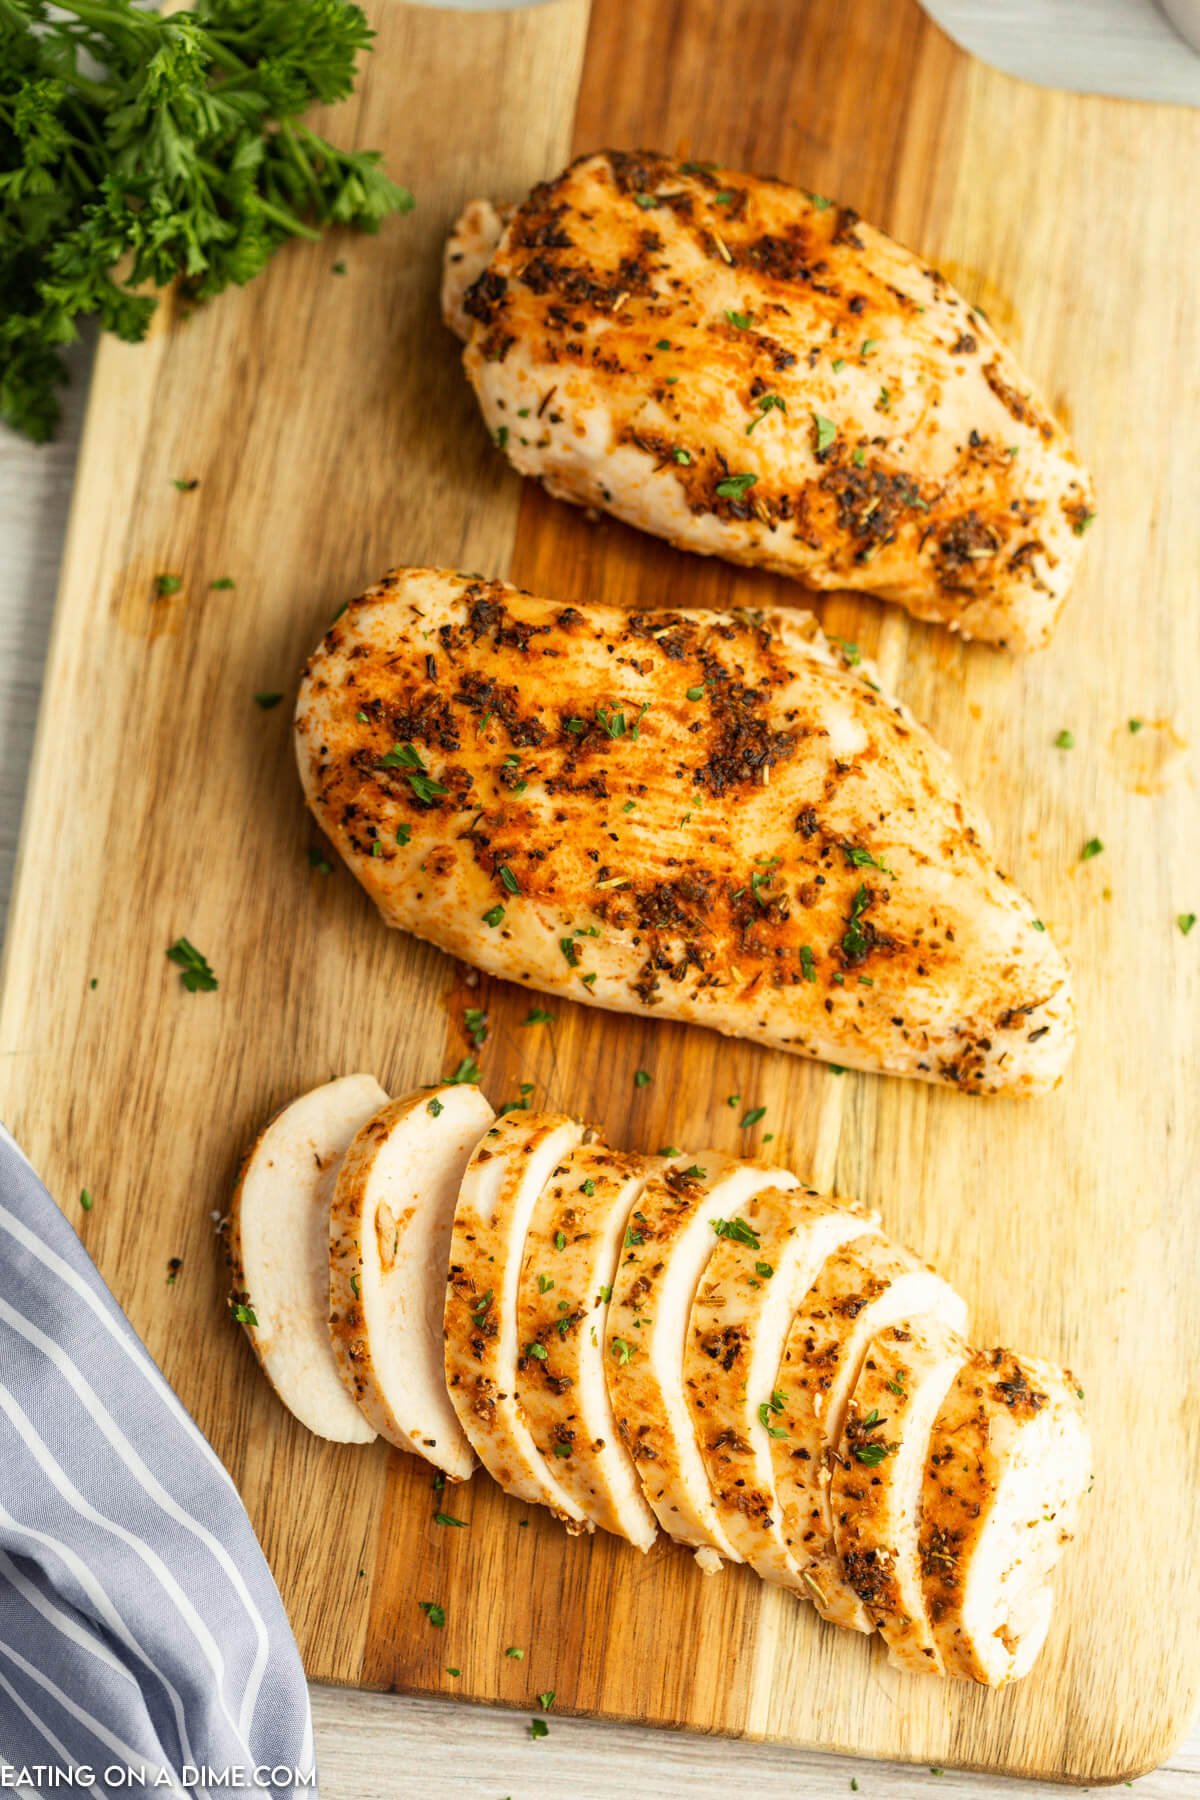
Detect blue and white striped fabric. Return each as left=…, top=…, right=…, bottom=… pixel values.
left=0, top=1127, right=316, bottom=1797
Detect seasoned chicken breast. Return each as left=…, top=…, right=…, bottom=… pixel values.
left=515, top=1143, right=660, bottom=1549
left=444, top=1111, right=588, bottom=1527
left=328, top=1084, right=494, bottom=1477
left=229, top=1074, right=386, bottom=1444
left=297, top=567, right=1074, bottom=1094
left=685, top=1185, right=876, bottom=1583
left=919, top=1349, right=1091, bottom=1685
left=443, top=151, right=1095, bottom=651
left=833, top=1318, right=972, bottom=1674
left=604, top=1157, right=796, bottom=1564
left=772, top=1236, right=968, bottom=1630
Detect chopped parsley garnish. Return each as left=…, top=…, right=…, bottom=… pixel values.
left=861, top=338, right=879, bottom=356
left=254, top=691, right=283, bottom=709
left=166, top=938, right=218, bottom=993
left=495, top=424, right=508, bottom=451
left=505, top=1646, right=524, bottom=1658
left=307, top=849, right=332, bottom=873
left=447, top=1057, right=480, bottom=1085
left=740, top=1107, right=766, bottom=1129
left=657, top=1145, right=681, bottom=1158
left=812, top=413, right=836, bottom=454
left=634, top=192, right=659, bottom=209
left=434, top=1511, right=467, bottom=1528
left=715, top=471, right=758, bottom=498
left=755, top=1261, right=774, bottom=1279
left=746, top=393, right=786, bottom=434
left=852, top=448, right=866, bottom=468
left=498, top=863, right=520, bottom=893
left=1080, top=837, right=1104, bottom=861
left=673, top=447, right=692, bottom=464
left=1055, top=729, right=1074, bottom=749
left=524, top=1342, right=548, bottom=1361
left=656, top=339, right=672, bottom=350
left=229, top=1295, right=257, bottom=1326
left=1128, top=718, right=1144, bottom=733
left=841, top=884, right=872, bottom=962
left=832, top=357, right=845, bottom=373
left=396, top=823, right=412, bottom=846
left=712, top=1216, right=760, bottom=1249
left=80, top=1188, right=93, bottom=1212
left=482, top=904, right=505, bottom=928
left=154, top=573, right=182, bottom=598
left=419, top=1601, right=446, bottom=1627
left=853, top=1441, right=891, bottom=1467
left=799, top=945, right=816, bottom=983
left=758, top=1391, right=788, bottom=1437
left=172, top=477, right=198, bottom=492
left=524, top=1007, right=555, bottom=1024
left=724, top=309, right=754, bottom=329
left=530, top=1718, right=549, bottom=1739
left=610, top=1337, right=635, bottom=1364
left=537, top=1274, right=555, bottom=1294
left=686, top=685, right=706, bottom=701
left=834, top=637, right=862, bottom=666
left=1178, top=913, right=1196, bottom=936
left=634, top=1069, right=651, bottom=1088
left=211, top=577, right=235, bottom=591
left=844, top=845, right=894, bottom=876
left=1031, top=918, right=1046, bottom=931
left=1073, top=511, right=1096, bottom=536
left=427, top=1098, right=444, bottom=1119
left=538, top=1691, right=555, bottom=1710
left=376, top=741, right=448, bottom=805
left=464, top=1008, right=488, bottom=1048
left=555, top=1230, right=566, bottom=1251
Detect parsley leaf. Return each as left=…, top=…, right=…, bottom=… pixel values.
left=166, top=937, right=218, bottom=993
left=0, top=0, right=412, bottom=443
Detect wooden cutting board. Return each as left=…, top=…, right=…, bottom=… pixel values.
left=2, top=0, right=1197, bottom=1783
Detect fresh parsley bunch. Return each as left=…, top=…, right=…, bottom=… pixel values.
left=0, top=0, right=413, bottom=441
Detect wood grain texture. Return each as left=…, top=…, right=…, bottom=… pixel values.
left=0, top=0, right=1197, bottom=1786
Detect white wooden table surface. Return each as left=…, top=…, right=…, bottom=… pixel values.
left=2, top=5, right=1197, bottom=1794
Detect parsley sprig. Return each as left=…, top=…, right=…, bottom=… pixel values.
left=0, top=0, right=412, bottom=441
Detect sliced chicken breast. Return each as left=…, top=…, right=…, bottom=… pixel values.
left=832, top=1317, right=972, bottom=1674
left=296, top=567, right=1074, bottom=1096
left=515, top=1143, right=660, bottom=1550
left=685, top=1185, right=878, bottom=1582
left=920, top=1348, right=1091, bottom=1685
left=605, top=1156, right=798, bottom=1565
left=444, top=1110, right=588, bottom=1526
left=328, top=1083, right=494, bottom=1479
left=228, top=1074, right=387, bottom=1443
left=771, top=1236, right=968, bottom=1628
left=443, top=151, right=1095, bottom=651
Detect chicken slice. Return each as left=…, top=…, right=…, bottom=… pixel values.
left=444, top=1110, right=588, bottom=1526
left=515, top=1143, right=660, bottom=1550
left=296, top=567, right=1074, bottom=1096
left=771, top=1236, right=968, bottom=1627
left=228, top=1074, right=387, bottom=1443
left=605, top=1157, right=799, bottom=1565
left=919, top=1348, right=1091, bottom=1685
left=443, top=151, right=1095, bottom=651
left=832, top=1318, right=972, bottom=1674
left=685, top=1185, right=878, bottom=1583
left=328, top=1083, right=494, bottom=1479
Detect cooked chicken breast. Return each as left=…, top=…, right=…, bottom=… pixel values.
left=685, top=1185, right=878, bottom=1583
left=832, top=1318, right=972, bottom=1674
left=772, top=1236, right=968, bottom=1629
left=296, top=568, right=1074, bottom=1095
left=605, top=1157, right=798, bottom=1565
left=328, top=1084, right=494, bottom=1478
left=444, top=1111, right=588, bottom=1526
left=920, top=1348, right=1091, bottom=1685
left=443, top=151, right=1095, bottom=651
left=515, top=1142, right=660, bottom=1549
left=228, top=1074, right=387, bottom=1443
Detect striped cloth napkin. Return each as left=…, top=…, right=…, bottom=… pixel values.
left=0, top=1127, right=316, bottom=1797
